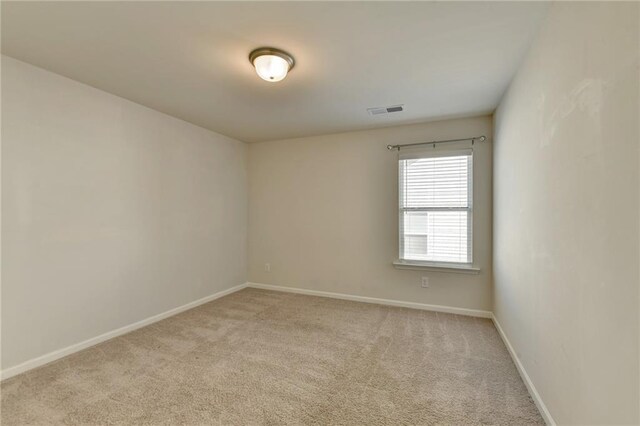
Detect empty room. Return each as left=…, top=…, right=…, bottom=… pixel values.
left=1, top=1, right=638, bottom=425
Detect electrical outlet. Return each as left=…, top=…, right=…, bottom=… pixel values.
left=421, top=277, right=429, bottom=288
left=264, top=263, right=271, bottom=272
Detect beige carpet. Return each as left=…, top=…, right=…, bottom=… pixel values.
left=1, top=288, right=543, bottom=425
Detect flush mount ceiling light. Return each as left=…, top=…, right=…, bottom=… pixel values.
left=249, top=47, right=295, bottom=82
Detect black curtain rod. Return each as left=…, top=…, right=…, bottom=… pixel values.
left=386, top=135, right=486, bottom=151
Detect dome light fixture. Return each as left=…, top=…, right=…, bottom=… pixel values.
left=249, top=47, right=295, bottom=82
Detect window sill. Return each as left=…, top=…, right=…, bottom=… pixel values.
left=392, top=260, right=481, bottom=274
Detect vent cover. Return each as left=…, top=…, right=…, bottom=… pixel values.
left=367, top=104, right=404, bottom=116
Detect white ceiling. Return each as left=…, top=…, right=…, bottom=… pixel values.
left=1, top=1, right=548, bottom=142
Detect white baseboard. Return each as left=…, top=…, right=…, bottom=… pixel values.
left=0, top=282, right=248, bottom=381
left=1, top=280, right=552, bottom=426
left=247, top=282, right=492, bottom=318
left=492, top=314, right=555, bottom=426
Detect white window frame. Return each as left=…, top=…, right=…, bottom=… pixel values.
left=394, top=148, right=479, bottom=274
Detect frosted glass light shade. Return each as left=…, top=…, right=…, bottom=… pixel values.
left=249, top=48, right=295, bottom=83
left=253, top=55, right=289, bottom=82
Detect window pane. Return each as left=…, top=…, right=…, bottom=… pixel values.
left=402, top=210, right=429, bottom=260
left=403, top=210, right=428, bottom=235
left=399, top=152, right=472, bottom=263
left=402, top=210, right=469, bottom=263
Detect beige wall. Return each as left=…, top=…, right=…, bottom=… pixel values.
left=1, top=56, right=248, bottom=369
left=493, top=2, right=639, bottom=424
left=249, top=116, right=492, bottom=311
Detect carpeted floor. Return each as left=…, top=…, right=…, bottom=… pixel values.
left=1, top=288, right=543, bottom=425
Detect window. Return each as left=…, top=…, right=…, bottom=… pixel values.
left=398, top=149, right=472, bottom=265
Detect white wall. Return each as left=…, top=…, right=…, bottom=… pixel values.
left=249, top=116, right=492, bottom=311
left=493, top=2, right=639, bottom=424
left=1, top=56, right=248, bottom=370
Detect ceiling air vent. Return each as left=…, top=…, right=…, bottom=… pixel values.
left=367, top=104, right=404, bottom=116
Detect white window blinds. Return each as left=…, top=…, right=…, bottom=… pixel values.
left=399, top=150, right=472, bottom=264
